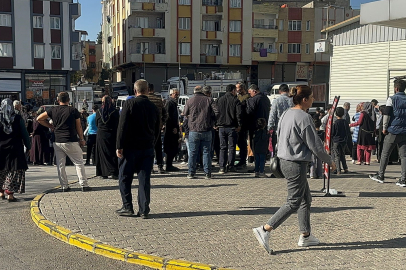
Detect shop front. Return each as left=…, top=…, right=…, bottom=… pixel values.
left=25, top=73, right=69, bottom=107
left=0, top=72, right=22, bottom=103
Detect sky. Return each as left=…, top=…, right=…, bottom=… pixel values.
left=75, top=0, right=378, bottom=43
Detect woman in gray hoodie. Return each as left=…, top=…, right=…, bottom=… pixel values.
left=252, top=85, right=336, bottom=254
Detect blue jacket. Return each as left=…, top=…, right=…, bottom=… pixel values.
left=388, top=92, right=406, bottom=135
left=87, top=113, right=97, bottom=135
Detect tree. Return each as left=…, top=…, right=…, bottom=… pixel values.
left=70, top=71, right=82, bottom=85
left=98, top=68, right=111, bottom=86
left=85, top=67, right=95, bottom=81
left=96, top=31, right=102, bottom=44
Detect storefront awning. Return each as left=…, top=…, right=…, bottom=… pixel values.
left=360, top=0, right=406, bottom=29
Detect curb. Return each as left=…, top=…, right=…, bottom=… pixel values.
left=30, top=192, right=235, bottom=270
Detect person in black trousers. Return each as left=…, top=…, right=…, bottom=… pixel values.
left=164, top=89, right=180, bottom=172
left=116, top=79, right=160, bottom=218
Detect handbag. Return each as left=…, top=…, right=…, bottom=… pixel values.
left=269, top=155, right=284, bottom=178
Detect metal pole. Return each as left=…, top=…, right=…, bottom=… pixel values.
left=142, top=48, right=147, bottom=79
left=178, top=36, right=186, bottom=94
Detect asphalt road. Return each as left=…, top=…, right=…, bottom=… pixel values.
left=0, top=165, right=148, bottom=270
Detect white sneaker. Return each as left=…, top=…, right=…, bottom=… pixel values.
left=351, top=160, right=355, bottom=164
left=180, top=161, right=187, bottom=165
left=252, top=227, right=272, bottom=254
left=298, top=234, right=320, bottom=247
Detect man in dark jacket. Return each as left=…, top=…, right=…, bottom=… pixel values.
left=116, top=79, right=160, bottom=218
left=216, top=84, right=242, bottom=173
left=183, top=86, right=219, bottom=179
left=246, top=84, right=271, bottom=157
left=235, top=82, right=250, bottom=169
left=164, top=88, right=180, bottom=172
left=147, top=83, right=167, bottom=173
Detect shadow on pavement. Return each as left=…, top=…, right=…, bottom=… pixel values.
left=359, top=192, right=406, bottom=197
left=276, top=236, right=406, bottom=254
left=151, top=206, right=373, bottom=219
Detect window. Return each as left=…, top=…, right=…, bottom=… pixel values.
left=202, top=0, right=223, bottom=6
left=253, top=42, right=264, bottom=52
left=229, top=21, right=241, bottom=32
left=179, top=42, right=190, bottom=55
left=0, top=14, right=11, bottom=27
left=279, top=20, right=284, bottom=31
left=230, top=0, right=241, bottom=8
left=34, top=44, right=44, bottom=58
left=279, top=43, right=283, bottom=53
left=156, top=17, right=163, bottom=28
left=202, top=44, right=219, bottom=56
left=136, top=17, right=148, bottom=28
left=51, top=45, right=61, bottom=59
left=33, top=16, right=43, bottom=28
left=268, top=43, right=274, bottom=53
left=306, top=20, right=311, bottom=31
left=178, top=0, right=191, bottom=4
left=306, top=43, right=310, bottom=54
left=156, top=42, right=164, bottom=54
left=178, top=17, right=190, bottom=30
left=136, top=42, right=149, bottom=54
left=229, top=44, right=240, bottom=57
left=323, top=20, right=335, bottom=28
left=50, top=17, right=60, bottom=29
left=0, top=43, right=12, bottom=57
left=288, top=20, right=301, bottom=31
left=202, top=20, right=220, bottom=31
left=288, top=43, right=301, bottom=54
left=254, top=19, right=264, bottom=28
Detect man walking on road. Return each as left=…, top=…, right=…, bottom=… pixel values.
left=147, top=83, right=167, bottom=174
left=267, top=84, right=293, bottom=153
left=37, top=92, right=91, bottom=192
left=116, top=79, right=160, bottom=218
left=164, top=88, right=180, bottom=172
left=369, top=79, right=406, bottom=186
left=216, top=84, right=242, bottom=173
left=235, top=82, right=250, bottom=169
left=183, top=86, right=219, bottom=179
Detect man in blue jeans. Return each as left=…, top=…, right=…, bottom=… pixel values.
left=183, top=86, right=219, bottom=179
left=116, top=79, right=160, bottom=218
left=369, top=79, right=406, bottom=186
left=216, top=84, right=242, bottom=173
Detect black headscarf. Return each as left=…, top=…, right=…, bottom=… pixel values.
left=99, top=96, right=115, bottom=123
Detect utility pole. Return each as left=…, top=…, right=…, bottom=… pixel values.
left=178, top=36, right=186, bottom=94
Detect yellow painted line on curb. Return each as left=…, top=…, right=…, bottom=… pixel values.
left=30, top=190, right=237, bottom=270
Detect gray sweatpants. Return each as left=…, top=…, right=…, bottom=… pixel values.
left=54, top=142, right=89, bottom=189
left=267, top=159, right=312, bottom=234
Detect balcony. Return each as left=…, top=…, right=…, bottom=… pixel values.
left=69, top=3, right=81, bottom=19
left=252, top=3, right=279, bottom=14
left=130, top=52, right=167, bottom=63
left=200, top=30, right=223, bottom=41
left=130, top=0, right=167, bottom=12
left=202, top=0, right=223, bottom=6
left=129, top=27, right=166, bottom=39
left=252, top=26, right=278, bottom=38
left=252, top=50, right=277, bottom=62
left=200, top=55, right=222, bottom=64
left=71, top=31, right=80, bottom=43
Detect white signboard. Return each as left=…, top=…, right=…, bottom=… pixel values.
left=315, top=41, right=327, bottom=53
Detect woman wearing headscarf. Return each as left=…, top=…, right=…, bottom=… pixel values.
left=0, top=98, right=31, bottom=202
left=95, top=95, right=120, bottom=179
left=30, top=107, right=50, bottom=165
left=350, top=102, right=376, bottom=165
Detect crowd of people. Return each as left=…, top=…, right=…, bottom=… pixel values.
left=0, top=77, right=405, bottom=254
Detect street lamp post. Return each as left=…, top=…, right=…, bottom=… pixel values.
left=142, top=47, right=148, bottom=79
left=178, top=36, right=186, bottom=94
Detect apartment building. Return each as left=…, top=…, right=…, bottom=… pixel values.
left=0, top=0, right=82, bottom=104
left=82, top=40, right=103, bottom=83
left=102, top=0, right=357, bottom=91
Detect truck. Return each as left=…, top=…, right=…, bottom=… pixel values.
left=161, top=71, right=243, bottom=99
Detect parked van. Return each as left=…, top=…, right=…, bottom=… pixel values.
left=177, top=95, right=189, bottom=113
left=268, top=82, right=308, bottom=104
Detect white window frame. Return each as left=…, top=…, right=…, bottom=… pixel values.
left=51, top=45, right=61, bottom=59
left=306, top=43, right=310, bottom=54
left=202, top=20, right=220, bottom=31
left=33, top=16, right=43, bottom=28
left=288, top=20, right=301, bottom=31
left=136, top=42, right=149, bottom=54
left=178, top=0, right=191, bottom=5
left=229, top=20, right=241, bottom=32
left=279, top=20, right=284, bottom=31
left=279, top=43, right=283, bottom=53
left=136, top=17, right=149, bottom=28
left=34, top=44, right=45, bottom=58
left=50, top=17, right=61, bottom=30
left=0, top=43, right=12, bottom=57
left=229, top=44, right=241, bottom=57
left=202, top=44, right=220, bottom=56
left=179, top=42, right=190, bottom=55
left=230, top=0, right=241, bottom=8
left=0, top=14, right=11, bottom=27
left=288, top=43, right=301, bottom=54
left=178, top=17, right=190, bottom=30
left=306, top=20, right=311, bottom=31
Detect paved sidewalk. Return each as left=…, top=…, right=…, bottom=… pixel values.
left=34, top=161, right=406, bottom=270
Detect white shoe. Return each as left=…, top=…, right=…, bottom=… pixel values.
left=180, top=162, right=187, bottom=165
left=298, top=234, right=320, bottom=247
left=351, top=160, right=355, bottom=164
left=252, top=227, right=272, bottom=254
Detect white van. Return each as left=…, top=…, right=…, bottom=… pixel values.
left=268, top=82, right=308, bottom=105
left=177, top=95, right=189, bottom=113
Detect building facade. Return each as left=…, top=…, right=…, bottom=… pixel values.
left=101, top=0, right=357, bottom=92
left=82, top=40, right=103, bottom=83
left=0, top=0, right=82, bottom=105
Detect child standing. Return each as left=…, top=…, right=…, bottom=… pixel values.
left=253, top=118, right=269, bottom=178
left=332, top=107, right=349, bottom=174
left=310, top=119, right=325, bottom=178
